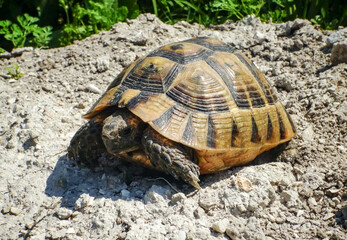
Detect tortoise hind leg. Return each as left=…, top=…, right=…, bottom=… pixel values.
left=142, top=128, right=200, bottom=189
left=68, top=120, right=106, bottom=167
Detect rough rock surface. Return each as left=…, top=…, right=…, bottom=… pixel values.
left=0, top=14, right=346, bottom=239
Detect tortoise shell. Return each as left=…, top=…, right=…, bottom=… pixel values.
left=84, top=37, right=296, bottom=173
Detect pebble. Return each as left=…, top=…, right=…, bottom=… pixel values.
left=254, top=31, right=266, bottom=44
left=10, top=207, right=21, bottom=216
left=173, top=230, right=186, bottom=240
left=66, top=227, right=75, bottom=234
left=96, top=56, right=110, bottom=72
left=235, top=176, right=253, bottom=192
left=294, top=39, right=304, bottom=49
left=55, top=208, right=73, bottom=219
left=302, top=125, right=314, bottom=142
left=212, top=219, right=229, bottom=233
left=86, top=84, right=102, bottom=94
left=331, top=40, right=347, bottom=65
left=121, top=189, right=130, bottom=199
left=170, top=192, right=186, bottom=205
left=144, top=185, right=171, bottom=204
left=74, top=103, right=86, bottom=109
left=275, top=76, right=295, bottom=91
left=326, top=28, right=347, bottom=46
left=75, top=194, right=94, bottom=209
left=323, top=212, right=335, bottom=220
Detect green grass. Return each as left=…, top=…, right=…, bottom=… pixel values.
left=0, top=0, right=346, bottom=51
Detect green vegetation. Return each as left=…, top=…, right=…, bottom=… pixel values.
left=0, top=13, right=52, bottom=51
left=6, top=63, right=24, bottom=80
left=0, top=0, right=346, bottom=51
left=58, top=0, right=139, bottom=45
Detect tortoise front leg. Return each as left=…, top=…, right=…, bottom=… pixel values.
left=142, top=128, right=201, bottom=189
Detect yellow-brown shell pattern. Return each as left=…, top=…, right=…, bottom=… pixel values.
left=84, top=37, right=296, bottom=152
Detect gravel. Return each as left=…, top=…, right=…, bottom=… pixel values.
left=0, top=14, right=346, bottom=240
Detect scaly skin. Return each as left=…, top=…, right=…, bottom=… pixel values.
left=142, top=127, right=201, bottom=189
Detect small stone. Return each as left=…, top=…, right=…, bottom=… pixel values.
left=61, top=116, right=72, bottom=123
left=226, top=227, right=240, bottom=239
left=144, top=185, right=171, bottom=204
left=254, top=31, right=266, bottom=44
left=56, top=208, right=73, bottom=219
left=323, top=212, right=335, bottom=220
left=96, top=56, right=110, bottom=72
left=42, top=86, right=53, bottom=93
left=6, top=140, right=15, bottom=149
left=121, top=189, right=130, bottom=199
left=302, top=125, right=314, bottom=142
left=307, top=197, right=317, bottom=208
left=294, top=39, right=304, bottom=49
left=86, top=84, right=102, bottom=94
left=194, top=207, right=205, bottom=219
left=66, top=227, right=75, bottom=234
left=170, top=192, right=186, bottom=204
left=74, top=103, right=85, bottom=109
left=331, top=40, right=347, bottom=65
left=212, top=219, right=229, bottom=233
left=235, top=176, right=253, bottom=192
left=75, top=193, right=94, bottom=209
left=326, top=187, right=341, bottom=196
left=2, top=206, right=10, bottom=214
left=174, top=230, right=186, bottom=240
left=275, top=77, right=294, bottom=91
left=10, top=207, right=21, bottom=215
left=6, top=97, right=17, bottom=105
left=326, top=28, right=347, bottom=46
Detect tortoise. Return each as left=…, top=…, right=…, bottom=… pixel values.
left=68, top=37, right=296, bottom=189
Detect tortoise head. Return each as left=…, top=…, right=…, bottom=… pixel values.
left=102, top=109, right=147, bottom=155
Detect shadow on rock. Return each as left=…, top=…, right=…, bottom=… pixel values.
left=45, top=154, right=148, bottom=209
left=45, top=142, right=294, bottom=208
left=44, top=154, right=196, bottom=209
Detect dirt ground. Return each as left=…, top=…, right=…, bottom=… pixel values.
left=0, top=14, right=346, bottom=240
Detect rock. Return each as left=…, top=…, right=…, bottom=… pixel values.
left=170, top=192, right=186, bottom=205
left=144, top=185, right=171, bottom=204
left=280, top=190, right=301, bottom=208
left=326, top=28, right=347, bottom=46
left=56, top=208, right=73, bottom=219
left=254, top=31, right=267, bottom=44
left=275, top=76, right=295, bottom=91
left=86, top=84, right=102, bottom=94
left=331, top=40, right=347, bottom=65
left=173, top=230, right=186, bottom=240
left=302, top=125, right=314, bottom=142
left=212, top=219, right=229, bottom=233
left=121, top=189, right=130, bottom=199
left=299, top=171, right=325, bottom=197
left=95, top=56, right=110, bottom=72
left=294, top=39, right=304, bottom=50
left=75, top=193, right=94, bottom=210
left=10, top=207, right=21, bottom=216
left=235, top=176, right=253, bottom=192
left=281, top=19, right=311, bottom=35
